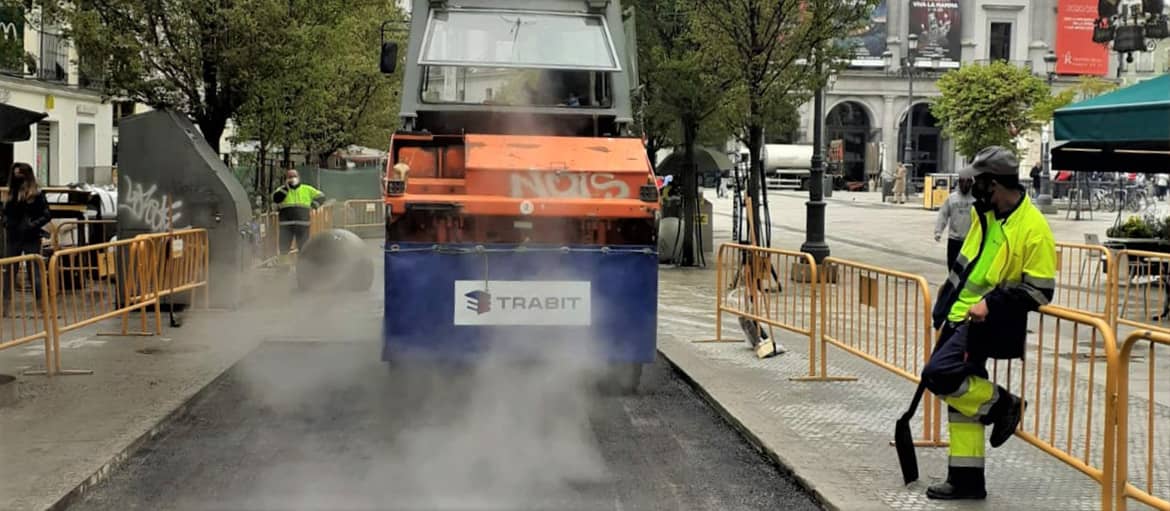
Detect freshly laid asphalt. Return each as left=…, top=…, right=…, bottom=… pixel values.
left=67, top=339, right=822, bottom=511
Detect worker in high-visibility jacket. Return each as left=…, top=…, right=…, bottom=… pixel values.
left=272, top=169, right=325, bottom=263
left=922, top=146, right=1056, bottom=500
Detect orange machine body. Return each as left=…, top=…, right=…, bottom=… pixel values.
left=384, top=132, right=659, bottom=246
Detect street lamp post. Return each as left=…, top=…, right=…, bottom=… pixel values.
left=801, top=55, right=831, bottom=263
left=882, top=35, right=920, bottom=201
left=902, top=35, right=918, bottom=178
left=1036, top=50, right=1059, bottom=214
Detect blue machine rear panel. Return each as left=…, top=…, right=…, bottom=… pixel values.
left=382, top=243, right=659, bottom=363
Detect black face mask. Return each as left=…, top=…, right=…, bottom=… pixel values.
left=8, top=175, right=24, bottom=189
left=972, top=179, right=994, bottom=210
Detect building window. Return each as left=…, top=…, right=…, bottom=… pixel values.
left=38, top=25, right=69, bottom=82
left=989, top=22, right=1012, bottom=62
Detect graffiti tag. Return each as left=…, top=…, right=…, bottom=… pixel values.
left=120, top=176, right=186, bottom=232
left=510, top=171, right=631, bottom=199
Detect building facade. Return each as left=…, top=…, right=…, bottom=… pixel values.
left=797, top=0, right=1170, bottom=187
left=1, top=5, right=114, bottom=186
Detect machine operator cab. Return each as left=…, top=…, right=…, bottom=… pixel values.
left=381, top=0, right=637, bottom=138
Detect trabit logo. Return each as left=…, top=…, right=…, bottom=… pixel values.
left=465, top=290, right=492, bottom=315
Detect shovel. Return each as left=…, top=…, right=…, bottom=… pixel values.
left=895, top=326, right=955, bottom=485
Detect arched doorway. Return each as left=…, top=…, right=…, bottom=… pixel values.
left=825, top=101, right=873, bottom=183
left=897, top=103, right=943, bottom=180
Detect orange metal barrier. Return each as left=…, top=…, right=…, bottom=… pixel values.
left=47, top=219, right=117, bottom=251
left=136, top=229, right=210, bottom=306
left=1113, top=330, right=1170, bottom=511
left=341, top=200, right=384, bottom=229
left=1053, top=242, right=1113, bottom=322
left=0, top=255, right=53, bottom=375
left=1112, top=250, right=1170, bottom=335
left=44, top=235, right=167, bottom=375
left=309, top=202, right=337, bottom=237
left=988, top=306, right=1119, bottom=509
left=699, top=243, right=818, bottom=369
left=813, top=257, right=940, bottom=442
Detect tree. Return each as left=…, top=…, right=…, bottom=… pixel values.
left=695, top=0, right=875, bottom=247
left=633, top=0, right=734, bottom=266
left=931, top=61, right=1064, bottom=159
left=231, top=0, right=405, bottom=200
left=44, top=0, right=279, bottom=153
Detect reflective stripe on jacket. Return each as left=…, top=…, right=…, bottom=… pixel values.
left=931, top=192, right=1056, bottom=359
left=273, top=184, right=324, bottom=225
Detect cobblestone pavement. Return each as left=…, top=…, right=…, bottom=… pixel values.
left=655, top=190, right=1168, bottom=510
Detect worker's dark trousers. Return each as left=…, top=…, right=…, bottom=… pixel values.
left=279, top=224, right=310, bottom=255
left=922, top=324, right=996, bottom=490
left=946, top=238, right=964, bottom=270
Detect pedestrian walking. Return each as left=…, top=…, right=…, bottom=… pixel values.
left=1156, top=173, right=1168, bottom=200
left=893, top=163, right=907, bottom=204
left=272, top=169, right=325, bottom=265
left=1, top=162, right=51, bottom=316
left=934, top=176, right=975, bottom=270
left=921, top=146, right=1056, bottom=500
left=1029, top=164, right=1041, bottom=196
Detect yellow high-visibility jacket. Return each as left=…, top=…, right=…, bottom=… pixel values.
left=932, top=192, right=1056, bottom=359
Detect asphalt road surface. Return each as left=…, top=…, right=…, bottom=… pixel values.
left=69, top=340, right=821, bottom=511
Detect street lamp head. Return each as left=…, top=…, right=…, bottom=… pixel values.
left=1044, top=51, right=1057, bottom=75
left=907, top=33, right=919, bottom=51
left=882, top=50, right=894, bottom=70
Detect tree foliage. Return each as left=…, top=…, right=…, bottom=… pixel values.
left=43, top=0, right=275, bottom=152
left=46, top=0, right=404, bottom=159
left=694, top=0, right=876, bottom=247
left=932, top=61, right=1066, bottom=158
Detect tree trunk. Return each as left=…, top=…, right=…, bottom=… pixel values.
left=255, top=143, right=267, bottom=205
left=746, top=119, right=764, bottom=246
left=679, top=116, right=699, bottom=266
left=281, top=145, right=292, bottom=169
left=197, top=116, right=226, bottom=154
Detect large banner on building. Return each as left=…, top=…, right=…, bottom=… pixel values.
left=910, top=0, right=961, bottom=67
left=1055, top=0, right=1109, bottom=76
left=846, top=0, right=889, bottom=66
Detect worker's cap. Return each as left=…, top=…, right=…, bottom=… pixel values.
left=958, top=146, right=1018, bottom=179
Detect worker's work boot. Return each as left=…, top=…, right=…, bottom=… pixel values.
left=986, top=386, right=1024, bottom=448
left=926, top=468, right=987, bottom=500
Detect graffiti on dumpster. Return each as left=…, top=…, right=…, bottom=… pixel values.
left=510, top=171, right=631, bottom=199
left=120, top=175, right=188, bottom=232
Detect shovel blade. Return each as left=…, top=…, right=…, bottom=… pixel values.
left=895, top=417, right=919, bottom=484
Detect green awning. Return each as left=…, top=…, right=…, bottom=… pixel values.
left=1053, top=73, right=1170, bottom=144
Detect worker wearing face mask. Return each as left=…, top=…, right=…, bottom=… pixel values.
left=934, top=177, right=976, bottom=270
left=272, top=169, right=325, bottom=264
left=921, top=146, right=1056, bottom=500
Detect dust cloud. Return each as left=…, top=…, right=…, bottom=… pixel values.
left=226, top=233, right=616, bottom=511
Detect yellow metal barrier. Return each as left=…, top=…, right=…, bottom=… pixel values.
left=813, top=257, right=940, bottom=442
left=987, top=306, right=1119, bottom=510
left=341, top=199, right=384, bottom=229
left=47, top=219, right=117, bottom=251
left=1114, top=330, right=1170, bottom=511
left=698, top=243, right=818, bottom=370
left=1113, top=250, right=1170, bottom=334
left=0, top=255, right=54, bottom=375
left=309, top=202, right=337, bottom=237
left=1053, top=242, right=1113, bottom=322
left=136, top=229, right=210, bottom=306
left=44, top=235, right=167, bottom=375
